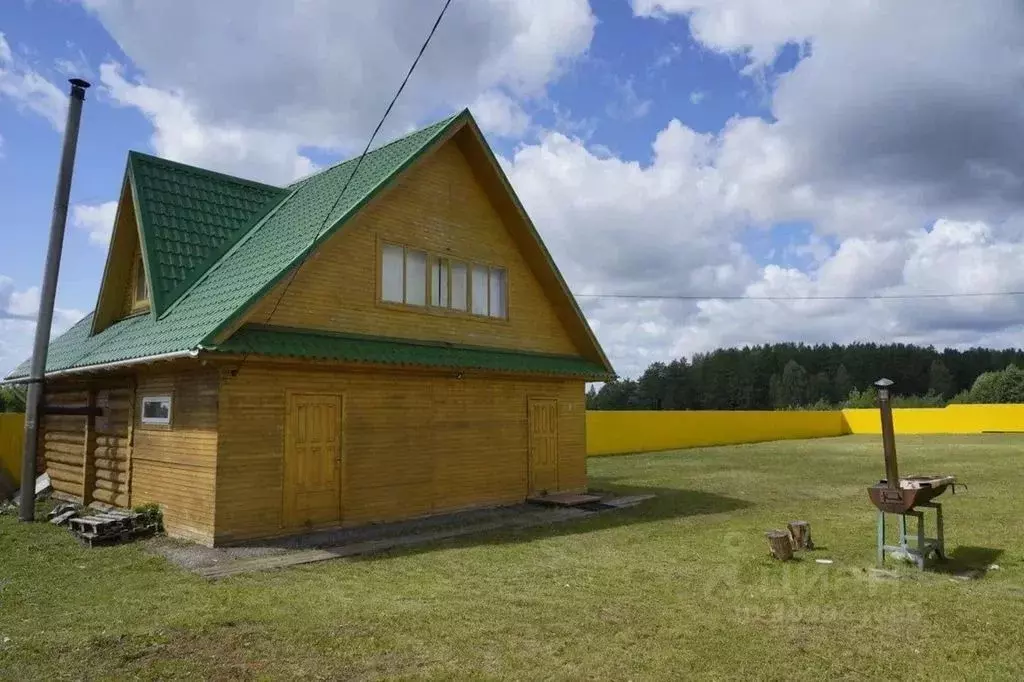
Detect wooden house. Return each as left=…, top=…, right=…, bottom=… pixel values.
left=3, top=111, right=614, bottom=546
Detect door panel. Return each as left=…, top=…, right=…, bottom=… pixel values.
left=284, top=393, right=342, bottom=528
left=528, top=398, right=558, bottom=494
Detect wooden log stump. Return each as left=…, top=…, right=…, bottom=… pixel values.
left=766, top=530, right=794, bottom=560
left=788, top=521, right=814, bottom=550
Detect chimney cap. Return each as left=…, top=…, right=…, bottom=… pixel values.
left=874, top=378, right=894, bottom=388
left=69, top=78, right=91, bottom=89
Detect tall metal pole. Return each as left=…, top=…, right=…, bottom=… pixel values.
left=19, top=78, right=90, bottom=521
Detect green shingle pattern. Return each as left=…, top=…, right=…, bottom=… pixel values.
left=127, top=152, right=288, bottom=316
left=7, top=114, right=458, bottom=379
left=215, top=326, right=612, bottom=379
left=5, top=109, right=611, bottom=382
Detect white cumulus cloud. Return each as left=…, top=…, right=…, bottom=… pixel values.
left=0, top=277, right=84, bottom=377
left=71, top=200, right=118, bottom=246
left=0, top=32, right=67, bottom=131
left=83, top=0, right=596, bottom=182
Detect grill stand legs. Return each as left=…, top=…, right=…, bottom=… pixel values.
left=876, top=502, right=945, bottom=570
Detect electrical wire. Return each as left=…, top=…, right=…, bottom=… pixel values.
left=572, top=290, right=1024, bottom=302
left=260, top=0, right=454, bottom=329
left=234, top=0, right=454, bottom=372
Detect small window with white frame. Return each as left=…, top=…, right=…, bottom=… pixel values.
left=140, top=395, right=172, bottom=426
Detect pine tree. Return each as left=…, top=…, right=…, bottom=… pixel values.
left=928, top=359, right=955, bottom=400
left=833, top=364, right=853, bottom=404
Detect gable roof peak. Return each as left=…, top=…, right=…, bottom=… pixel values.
left=127, top=150, right=285, bottom=193
left=287, top=109, right=468, bottom=190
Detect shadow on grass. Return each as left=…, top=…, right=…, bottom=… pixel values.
left=340, top=479, right=753, bottom=562
left=184, top=480, right=753, bottom=574
left=587, top=476, right=753, bottom=517
left=934, top=545, right=1004, bottom=577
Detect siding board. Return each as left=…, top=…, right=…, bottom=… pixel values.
left=131, top=369, right=218, bottom=545
left=243, top=140, right=580, bottom=357
left=215, top=365, right=586, bottom=543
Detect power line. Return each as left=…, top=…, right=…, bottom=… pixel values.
left=260, top=0, right=454, bottom=329
left=236, top=0, right=454, bottom=370
left=573, top=290, right=1024, bottom=301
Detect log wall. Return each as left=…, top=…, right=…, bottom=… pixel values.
left=90, top=386, right=134, bottom=507
left=38, top=390, right=88, bottom=500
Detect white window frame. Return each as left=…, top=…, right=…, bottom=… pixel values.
left=378, top=240, right=509, bottom=320
left=380, top=244, right=405, bottom=303
left=140, top=395, right=172, bottom=426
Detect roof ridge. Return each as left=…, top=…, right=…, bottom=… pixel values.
left=127, top=150, right=285, bottom=192
left=287, top=110, right=466, bottom=189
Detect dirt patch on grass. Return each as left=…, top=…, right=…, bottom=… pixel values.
left=78, top=621, right=431, bottom=681
left=84, top=623, right=271, bottom=679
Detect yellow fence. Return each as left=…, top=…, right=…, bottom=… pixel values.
left=841, top=404, right=1024, bottom=435
left=586, top=405, right=1024, bottom=456
left=0, top=413, right=25, bottom=486
left=586, top=410, right=845, bottom=456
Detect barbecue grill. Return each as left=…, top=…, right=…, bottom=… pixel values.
left=868, top=378, right=955, bottom=569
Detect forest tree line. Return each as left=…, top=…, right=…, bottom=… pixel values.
left=0, top=386, right=25, bottom=413
left=587, top=342, right=1024, bottom=411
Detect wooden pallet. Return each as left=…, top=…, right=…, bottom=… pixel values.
left=67, top=510, right=159, bottom=547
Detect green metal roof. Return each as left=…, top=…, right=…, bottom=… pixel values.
left=4, top=109, right=613, bottom=382
left=128, top=151, right=288, bottom=316
left=214, top=326, right=612, bottom=379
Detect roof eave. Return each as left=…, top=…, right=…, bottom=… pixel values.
left=1, top=348, right=201, bottom=384
left=204, top=349, right=610, bottom=381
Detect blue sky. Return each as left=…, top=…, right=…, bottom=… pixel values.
left=2, top=0, right=1023, bottom=378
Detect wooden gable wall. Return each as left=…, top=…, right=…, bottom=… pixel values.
left=241, top=134, right=582, bottom=357
left=93, top=179, right=149, bottom=333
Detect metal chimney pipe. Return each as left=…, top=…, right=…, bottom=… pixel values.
left=18, top=78, right=90, bottom=521
left=874, top=378, right=899, bottom=489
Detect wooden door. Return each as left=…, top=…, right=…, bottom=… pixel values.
left=528, top=398, right=559, bottom=494
left=284, top=393, right=342, bottom=528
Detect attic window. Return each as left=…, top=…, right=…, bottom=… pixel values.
left=133, top=254, right=149, bottom=307
left=140, top=395, right=172, bottom=425
left=380, top=242, right=507, bottom=319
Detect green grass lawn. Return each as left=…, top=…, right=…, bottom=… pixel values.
left=2, top=435, right=1023, bottom=680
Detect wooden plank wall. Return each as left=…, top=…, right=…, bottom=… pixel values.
left=38, top=389, right=88, bottom=499
left=215, top=365, right=586, bottom=544
left=131, top=369, right=218, bottom=545
left=243, top=138, right=581, bottom=357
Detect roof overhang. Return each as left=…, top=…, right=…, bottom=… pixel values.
left=1, top=348, right=200, bottom=385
